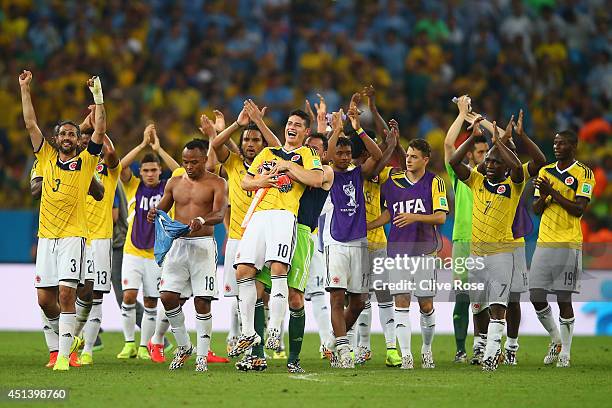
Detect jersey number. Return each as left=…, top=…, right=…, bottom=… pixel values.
left=70, top=259, right=77, bottom=273
left=564, top=271, right=575, bottom=286
left=52, top=178, right=61, bottom=192
left=140, top=195, right=162, bottom=211
left=87, top=259, right=94, bottom=274
left=277, top=244, right=289, bottom=258
left=97, top=271, right=107, bottom=285
left=205, top=276, right=214, bottom=291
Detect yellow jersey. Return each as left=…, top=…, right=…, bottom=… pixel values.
left=222, top=151, right=254, bottom=240
left=364, top=166, right=392, bottom=250
left=463, top=168, right=525, bottom=255
left=534, top=161, right=594, bottom=247
left=247, top=146, right=323, bottom=216
left=30, top=159, right=42, bottom=180
left=35, top=140, right=100, bottom=239
left=86, top=161, right=122, bottom=240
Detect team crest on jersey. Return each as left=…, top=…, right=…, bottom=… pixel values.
left=496, top=185, right=506, bottom=194
left=69, top=162, right=78, bottom=171
left=96, top=163, right=104, bottom=173
left=565, top=176, right=575, bottom=186
left=342, top=180, right=359, bottom=216
left=290, top=154, right=301, bottom=162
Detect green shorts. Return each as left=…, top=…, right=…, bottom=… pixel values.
left=257, top=223, right=313, bottom=292
left=452, top=240, right=471, bottom=283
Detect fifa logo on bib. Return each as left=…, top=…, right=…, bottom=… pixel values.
left=139, top=194, right=161, bottom=211
left=342, top=180, right=359, bottom=216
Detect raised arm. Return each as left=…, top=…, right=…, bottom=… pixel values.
left=87, top=76, right=105, bottom=145
left=244, top=99, right=280, bottom=147
left=19, top=70, right=44, bottom=150
left=363, top=85, right=389, bottom=138
left=491, top=121, right=523, bottom=183
left=370, top=119, right=399, bottom=178
left=149, top=125, right=179, bottom=171
left=444, top=95, right=471, bottom=163
left=304, top=99, right=316, bottom=131
left=514, top=109, right=546, bottom=176
left=326, top=110, right=344, bottom=160
left=449, top=117, right=485, bottom=181
left=314, top=93, right=328, bottom=134
left=348, top=106, right=382, bottom=178
left=465, top=111, right=505, bottom=138
left=211, top=107, right=250, bottom=163
left=120, top=125, right=151, bottom=182
left=103, top=134, right=120, bottom=169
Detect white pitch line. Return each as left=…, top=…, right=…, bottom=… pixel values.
left=289, top=374, right=322, bottom=382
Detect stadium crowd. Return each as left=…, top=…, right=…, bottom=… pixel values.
left=0, top=0, right=609, bottom=241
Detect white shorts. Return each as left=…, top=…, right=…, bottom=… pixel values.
left=35, top=237, right=85, bottom=288
left=325, top=243, right=369, bottom=294
left=160, top=237, right=218, bottom=299
left=84, top=239, right=113, bottom=292
left=388, top=255, right=438, bottom=298
left=234, top=210, right=297, bottom=270
left=510, top=246, right=528, bottom=294
left=530, top=246, right=582, bottom=293
left=305, top=235, right=326, bottom=300
left=223, top=239, right=239, bottom=297
left=469, top=252, right=513, bottom=307
left=121, top=253, right=162, bottom=298
left=368, top=248, right=388, bottom=292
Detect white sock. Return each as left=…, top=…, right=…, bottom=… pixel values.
left=559, top=316, right=575, bottom=357
left=357, top=300, right=372, bottom=349
left=395, top=307, right=411, bottom=356
left=140, top=306, right=157, bottom=347
left=335, top=335, right=349, bottom=350
left=473, top=335, right=480, bottom=350
left=151, top=305, right=169, bottom=345
left=505, top=336, right=519, bottom=351
left=41, top=311, right=59, bottom=353
left=483, top=319, right=505, bottom=360
left=310, top=293, right=333, bottom=347
left=121, top=302, right=136, bottom=342
left=75, top=297, right=92, bottom=336
left=378, top=302, right=396, bottom=349
left=268, top=275, right=288, bottom=332
left=237, top=277, right=257, bottom=337
left=347, top=327, right=357, bottom=351
left=165, top=306, right=191, bottom=348
left=536, top=305, right=561, bottom=343
left=420, top=309, right=435, bottom=353
left=59, top=312, right=76, bottom=358
left=196, top=313, right=212, bottom=358
left=83, top=299, right=102, bottom=353
left=228, top=297, right=240, bottom=341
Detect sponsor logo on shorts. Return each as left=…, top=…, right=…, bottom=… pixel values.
left=332, top=276, right=340, bottom=284
left=564, top=176, right=575, bottom=186
left=496, top=185, right=506, bottom=194
left=123, top=278, right=128, bottom=285
left=35, top=275, right=41, bottom=283
left=69, top=162, right=78, bottom=171
left=225, top=284, right=231, bottom=293
left=160, top=279, right=165, bottom=286
left=473, top=303, right=481, bottom=310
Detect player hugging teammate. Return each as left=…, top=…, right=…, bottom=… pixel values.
left=21, top=68, right=593, bottom=375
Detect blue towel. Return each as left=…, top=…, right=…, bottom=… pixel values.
left=154, top=210, right=191, bottom=266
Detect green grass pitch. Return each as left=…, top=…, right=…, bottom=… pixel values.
left=0, top=332, right=610, bottom=407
